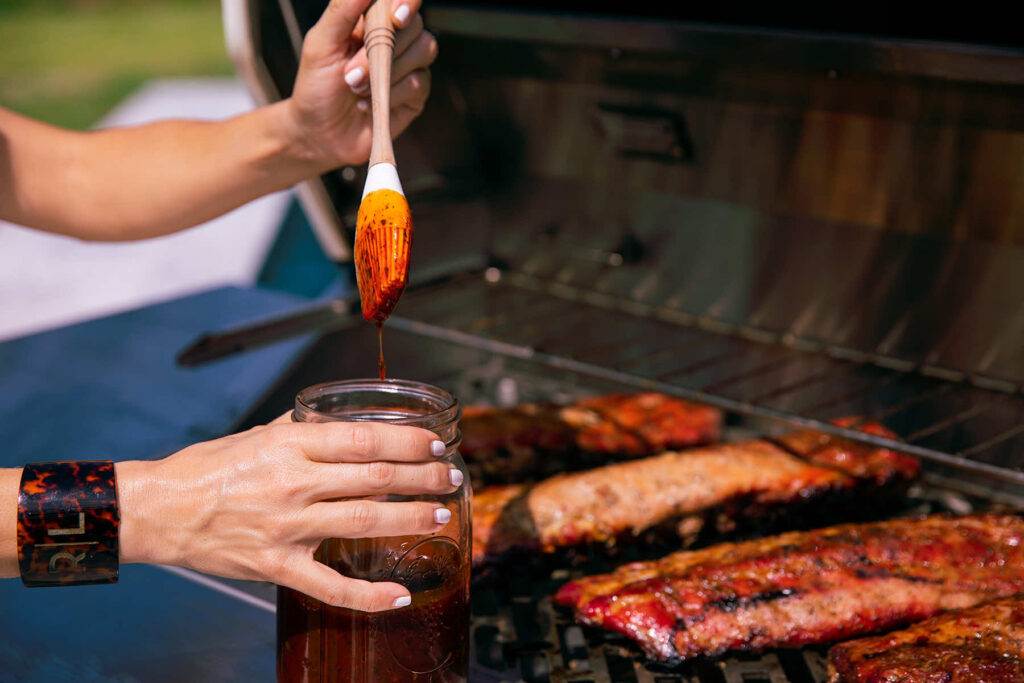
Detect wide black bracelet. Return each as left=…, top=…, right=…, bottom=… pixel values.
left=17, top=461, right=120, bottom=587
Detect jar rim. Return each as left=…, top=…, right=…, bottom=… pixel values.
left=294, top=378, right=460, bottom=427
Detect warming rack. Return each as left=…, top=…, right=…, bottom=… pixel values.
left=387, top=267, right=1024, bottom=501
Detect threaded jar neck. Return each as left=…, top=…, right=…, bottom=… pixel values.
left=293, top=379, right=461, bottom=446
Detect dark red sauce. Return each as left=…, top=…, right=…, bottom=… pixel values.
left=277, top=537, right=470, bottom=682
left=377, top=323, right=386, bottom=381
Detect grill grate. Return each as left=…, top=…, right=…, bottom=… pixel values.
left=391, top=269, right=1024, bottom=500
left=220, top=330, right=1010, bottom=682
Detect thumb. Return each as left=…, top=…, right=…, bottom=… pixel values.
left=302, top=0, right=373, bottom=67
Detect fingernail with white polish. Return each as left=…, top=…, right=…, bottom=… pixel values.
left=344, top=66, right=366, bottom=90
left=449, top=469, right=464, bottom=487
left=393, top=4, right=411, bottom=26
left=392, top=595, right=411, bottom=608
left=430, top=440, right=445, bottom=457
left=356, top=99, right=369, bottom=113
left=434, top=507, right=452, bottom=525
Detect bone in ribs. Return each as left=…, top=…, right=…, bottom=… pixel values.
left=828, top=593, right=1024, bottom=683
left=473, top=421, right=918, bottom=564
left=553, top=514, right=1024, bottom=665
left=460, top=392, right=721, bottom=489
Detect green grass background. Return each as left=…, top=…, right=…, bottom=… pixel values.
left=0, top=0, right=233, bottom=130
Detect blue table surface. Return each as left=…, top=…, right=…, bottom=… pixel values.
left=0, top=286, right=317, bottom=683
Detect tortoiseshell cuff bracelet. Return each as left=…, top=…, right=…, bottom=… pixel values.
left=17, top=461, right=119, bottom=587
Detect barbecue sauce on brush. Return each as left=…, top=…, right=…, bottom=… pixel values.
left=354, top=188, right=412, bottom=380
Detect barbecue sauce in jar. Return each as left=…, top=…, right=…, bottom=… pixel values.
left=277, top=535, right=470, bottom=682
left=278, top=380, right=470, bottom=683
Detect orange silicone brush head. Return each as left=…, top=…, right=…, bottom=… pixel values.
left=354, top=188, right=413, bottom=323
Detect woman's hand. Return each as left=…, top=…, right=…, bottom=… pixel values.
left=116, top=417, right=462, bottom=612
left=0, top=0, right=436, bottom=241
left=284, top=0, right=438, bottom=170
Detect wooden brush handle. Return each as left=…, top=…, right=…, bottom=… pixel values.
left=364, top=0, right=395, bottom=167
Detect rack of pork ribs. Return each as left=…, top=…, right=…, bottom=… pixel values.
left=472, top=417, right=918, bottom=563
left=459, top=392, right=722, bottom=489
left=553, top=513, right=1024, bottom=667
left=828, top=592, right=1024, bottom=683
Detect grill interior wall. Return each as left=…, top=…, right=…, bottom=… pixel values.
left=403, top=24, right=1024, bottom=245
left=388, top=22, right=1024, bottom=389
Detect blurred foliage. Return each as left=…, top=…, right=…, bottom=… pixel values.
left=0, top=0, right=233, bottom=130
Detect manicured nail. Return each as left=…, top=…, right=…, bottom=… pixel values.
left=344, top=66, right=366, bottom=90
left=430, top=440, right=445, bottom=457
left=393, top=4, right=411, bottom=26
left=392, top=595, right=411, bottom=608
left=434, top=507, right=451, bottom=524
left=356, top=99, right=369, bottom=113
left=449, top=469, right=464, bottom=487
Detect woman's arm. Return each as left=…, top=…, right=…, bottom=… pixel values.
left=0, top=0, right=436, bottom=242
left=0, top=104, right=316, bottom=241
left=0, top=469, right=17, bottom=578
left=3, top=419, right=462, bottom=611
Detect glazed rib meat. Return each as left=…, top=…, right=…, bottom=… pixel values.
left=460, top=392, right=721, bottom=489
left=553, top=515, right=1024, bottom=664
left=828, top=593, right=1024, bottom=683
left=473, top=421, right=918, bottom=564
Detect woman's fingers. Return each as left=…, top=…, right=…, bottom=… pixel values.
left=388, top=69, right=431, bottom=137
left=292, top=421, right=444, bottom=463
left=393, top=13, right=426, bottom=63
left=312, top=460, right=462, bottom=498
left=391, top=29, right=438, bottom=84
left=390, top=0, right=422, bottom=29
left=283, top=557, right=411, bottom=611
left=303, top=0, right=373, bottom=68
left=300, top=500, right=450, bottom=539
left=390, top=68, right=431, bottom=112
left=342, top=13, right=434, bottom=95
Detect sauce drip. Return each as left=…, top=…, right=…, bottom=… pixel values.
left=377, top=323, right=386, bottom=380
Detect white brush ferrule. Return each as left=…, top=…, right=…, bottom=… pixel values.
left=362, top=162, right=404, bottom=199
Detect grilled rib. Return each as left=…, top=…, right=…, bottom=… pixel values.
left=460, top=392, right=721, bottom=489
left=828, top=593, right=1024, bottom=683
left=473, top=422, right=918, bottom=564
left=553, top=514, right=1024, bottom=664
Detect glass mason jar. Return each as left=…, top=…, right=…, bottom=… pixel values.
left=276, top=379, right=470, bottom=683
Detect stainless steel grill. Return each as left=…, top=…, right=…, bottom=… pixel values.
left=215, top=4, right=1024, bottom=680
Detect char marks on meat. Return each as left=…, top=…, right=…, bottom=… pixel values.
left=460, top=392, right=721, bottom=489
left=553, top=515, right=1024, bottom=664
left=473, top=423, right=918, bottom=564
left=829, top=593, right=1024, bottom=683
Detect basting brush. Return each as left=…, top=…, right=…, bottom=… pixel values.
left=354, top=0, right=413, bottom=326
